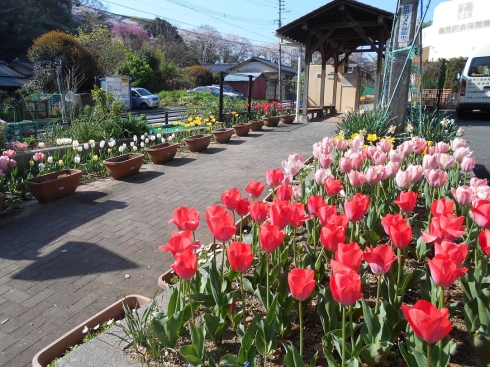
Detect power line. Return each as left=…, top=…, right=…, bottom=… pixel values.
left=245, top=0, right=277, bottom=8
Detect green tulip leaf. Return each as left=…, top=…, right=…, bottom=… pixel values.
left=360, top=342, right=393, bottom=367
left=468, top=333, right=490, bottom=364
left=410, top=346, right=427, bottom=367
left=179, top=345, right=204, bottom=365
left=344, top=357, right=361, bottom=367
left=219, top=354, right=240, bottom=367
left=400, top=269, right=425, bottom=294
left=203, top=314, right=227, bottom=345
left=283, top=343, right=306, bottom=367
left=191, top=293, right=215, bottom=307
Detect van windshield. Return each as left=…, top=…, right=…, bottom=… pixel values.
left=468, top=57, right=490, bottom=77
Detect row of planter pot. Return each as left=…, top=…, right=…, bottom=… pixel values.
left=21, top=116, right=297, bottom=204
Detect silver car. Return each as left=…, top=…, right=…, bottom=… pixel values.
left=131, top=88, right=160, bottom=109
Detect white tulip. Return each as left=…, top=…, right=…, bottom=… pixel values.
left=140, top=135, right=145, bottom=141
left=100, top=140, right=105, bottom=148
left=140, top=142, right=145, bottom=148
left=133, top=135, right=138, bottom=142
left=56, top=139, right=63, bottom=145
left=145, top=138, right=149, bottom=144
left=161, top=137, right=166, bottom=143
left=118, top=146, right=124, bottom=153
left=77, top=146, right=83, bottom=152
left=38, top=163, right=45, bottom=170
left=150, top=135, right=155, bottom=141
left=74, top=156, right=81, bottom=164
left=133, top=146, right=138, bottom=151
left=144, top=132, right=148, bottom=137
left=47, top=156, right=53, bottom=164
left=157, top=133, right=162, bottom=139
left=65, top=138, right=72, bottom=145
left=84, top=143, right=89, bottom=150
left=72, top=140, right=79, bottom=148
left=38, top=142, right=45, bottom=149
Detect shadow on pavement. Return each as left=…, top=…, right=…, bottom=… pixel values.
left=163, top=157, right=196, bottom=167
left=474, top=164, right=490, bottom=181
left=123, top=170, right=164, bottom=184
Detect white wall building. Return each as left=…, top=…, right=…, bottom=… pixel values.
left=422, top=0, right=490, bottom=60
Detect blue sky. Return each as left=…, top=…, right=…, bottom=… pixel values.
left=100, top=0, right=447, bottom=45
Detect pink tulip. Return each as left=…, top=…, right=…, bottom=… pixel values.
left=282, top=159, right=302, bottom=176
left=453, top=147, right=472, bottom=163
left=314, top=168, right=332, bottom=185
left=16, top=142, right=28, bottom=151
left=0, top=158, right=7, bottom=171
left=434, top=142, right=450, bottom=153
left=339, top=157, right=353, bottom=173
left=321, top=138, right=334, bottom=154
left=411, top=137, right=427, bottom=154
left=33, top=152, right=45, bottom=162
left=266, top=168, right=284, bottom=188
left=366, top=165, right=386, bottom=185
left=470, top=177, right=488, bottom=188
left=376, top=139, right=392, bottom=153
left=371, top=150, right=387, bottom=165
left=8, top=159, right=17, bottom=168
left=292, top=185, right=302, bottom=201
left=312, top=142, right=323, bottom=158
left=423, top=154, right=439, bottom=170
left=289, top=152, right=304, bottom=163
left=451, top=138, right=466, bottom=151
left=336, top=139, right=348, bottom=151
left=461, top=156, right=476, bottom=172
left=427, top=146, right=436, bottom=155
left=397, top=141, right=413, bottom=158
left=451, top=186, right=474, bottom=206
left=348, top=170, right=367, bottom=187
left=349, top=135, right=364, bottom=150
left=385, top=161, right=400, bottom=178
left=424, top=169, right=448, bottom=188
left=366, top=145, right=377, bottom=160
left=318, top=154, right=333, bottom=168
left=395, top=170, right=412, bottom=189
left=474, top=186, right=490, bottom=203
left=2, top=149, right=16, bottom=158
left=389, top=150, right=403, bottom=163
left=438, top=153, right=456, bottom=170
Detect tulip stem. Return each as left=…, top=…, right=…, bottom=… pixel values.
left=341, top=305, right=346, bottom=367
left=350, top=222, right=355, bottom=243
left=293, top=227, right=297, bottom=265
left=396, top=248, right=403, bottom=293
left=375, top=274, right=381, bottom=314
left=240, top=273, right=246, bottom=325
left=188, top=280, right=195, bottom=326
left=221, top=242, right=225, bottom=282
left=299, top=300, right=304, bottom=357
left=239, top=215, right=243, bottom=242
left=266, top=252, right=270, bottom=310
left=439, top=286, right=445, bottom=310
left=427, top=343, right=432, bottom=367
left=313, top=219, right=317, bottom=254
left=349, top=305, right=354, bottom=350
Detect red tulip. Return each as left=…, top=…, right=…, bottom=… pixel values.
left=422, top=215, right=466, bottom=244
left=266, top=168, right=284, bottom=188
left=206, top=205, right=237, bottom=242
left=430, top=198, right=454, bottom=218
left=344, top=193, right=370, bottom=222
left=333, top=242, right=363, bottom=272
left=320, top=223, right=346, bottom=252
left=307, top=195, right=325, bottom=215
left=471, top=199, right=490, bottom=229
left=381, top=213, right=407, bottom=236
left=221, top=188, right=242, bottom=211
left=168, top=206, right=200, bottom=231
left=480, top=229, right=490, bottom=257
left=245, top=180, right=265, bottom=199
left=276, top=185, right=292, bottom=201
left=434, top=240, right=468, bottom=267
left=330, top=268, right=363, bottom=306
left=158, top=230, right=200, bottom=257
left=394, top=191, right=418, bottom=213
left=363, top=244, right=401, bottom=274
left=326, top=213, right=349, bottom=231
left=324, top=178, right=343, bottom=196
left=316, top=204, right=337, bottom=226
left=428, top=254, right=468, bottom=288
left=227, top=241, right=254, bottom=273
left=171, top=247, right=197, bottom=281
left=389, top=220, right=412, bottom=249
left=402, top=300, right=452, bottom=343
left=235, top=198, right=251, bottom=217
left=269, top=199, right=292, bottom=229
left=259, top=222, right=285, bottom=253
left=249, top=201, right=269, bottom=223
left=288, top=268, right=316, bottom=301
left=289, top=202, right=313, bottom=228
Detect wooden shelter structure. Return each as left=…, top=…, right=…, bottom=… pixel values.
left=276, top=0, right=393, bottom=120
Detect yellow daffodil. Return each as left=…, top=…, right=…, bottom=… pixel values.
left=428, top=141, right=433, bottom=146
left=351, top=132, right=360, bottom=139
left=388, top=125, right=396, bottom=134
left=406, top=124, right=413, bottom=132
left=367, top=133, right=377, bottom=142
left=29, top=159, right=34, bottom=166
left=187, top=117, right=193, bottom=122
left=359, top=129, right=366, bottom=136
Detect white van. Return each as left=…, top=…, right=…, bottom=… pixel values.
left=456, top=44, right=490, bottom=118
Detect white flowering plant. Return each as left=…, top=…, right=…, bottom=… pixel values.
left=405, top=109, right=463, bottom=144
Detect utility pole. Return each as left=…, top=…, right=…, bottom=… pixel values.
left=278, top=0, right=284, bottom=102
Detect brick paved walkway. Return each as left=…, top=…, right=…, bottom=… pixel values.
left=0, top=118, right=338, bottom=367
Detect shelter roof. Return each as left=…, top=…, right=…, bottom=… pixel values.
left=276, top=0, right=393, bottom=54
left=224, top=73, right=262, bottom=82
left=230, top=57, right=297, bottom=75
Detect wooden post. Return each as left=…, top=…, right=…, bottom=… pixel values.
left=332, top=52, right=339, bottom=113
left=387, top=0, right=419, bottom=130
left=219, top=71, right=224, bottom=122
left=319, top=46, right=327, bottom=118
left=301, top=31, right=311, bottom=122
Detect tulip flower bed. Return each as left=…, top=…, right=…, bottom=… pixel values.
left=112, top=133, right=489, bottom=367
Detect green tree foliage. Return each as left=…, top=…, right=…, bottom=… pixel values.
left=444, top=57, right=467, bottom=92
left=28, top=30, right=99, bottom=93
left=421, top=59, right=443, bottom=89
left=181, top=66, right=213, bottom=88
left=77, top=24, right=126, bottom=75
left=116, top=51, right=156, bottom=89
left=0, top=0, right=75, bottom=61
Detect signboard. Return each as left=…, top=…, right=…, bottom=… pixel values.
left=398, top=4, right=413, bottom=44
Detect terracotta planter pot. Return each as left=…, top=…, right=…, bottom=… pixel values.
left=280, top=114, right=295, bottom=124
left=31, top=295, right=151, bottom=367
left=146, top=142, right=179, bottom=164
left=158, top=268, right=175, bottom=290
left=249, top=119, right=264, bottom=131
left=212, top=128, right=234, bottom=144
left=25, top=169, right=82, bottom=203
left=263, top=116, right=281, bottom=127
left=103, top=153, right=144, bottom=180
left=233, top=123, right=252, bottom=137
left=184, top=134, right=212, bottom=152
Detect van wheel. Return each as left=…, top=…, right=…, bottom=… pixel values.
left=140, top=103, right=148, bottom=110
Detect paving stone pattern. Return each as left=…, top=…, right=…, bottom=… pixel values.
left=0, top=119, right=338, bottom=367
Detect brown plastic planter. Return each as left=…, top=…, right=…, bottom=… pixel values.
left=249, top=119, right=264, bottom=131
left=146, top=142, right=179, bottom=164
left=212, top=128, right=234, bottom=144
left=233, top=123, right=251, bottom=137
left=157, top=268, right=175, bottom=290
left=103, top=153, right=144, bottom=180
left=280, top=114, right=295, bottom=124
left=184, top=134, right=212, bottom=152
left=25, top=169, right=82, bottom=203
left=263, top=116, right=280, bottom=127
left=31, top=295, right=151, bottom=367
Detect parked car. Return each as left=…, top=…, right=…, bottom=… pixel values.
left=223, top=85, right=246, bottom=99
left=187, top=86, right=238, bottom=99
left=131, top=88, right=160, bottom=109
left=456, top=43, right=490, bottom=118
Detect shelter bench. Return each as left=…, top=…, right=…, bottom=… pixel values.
left=298, top=105, right=335, bottom=118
